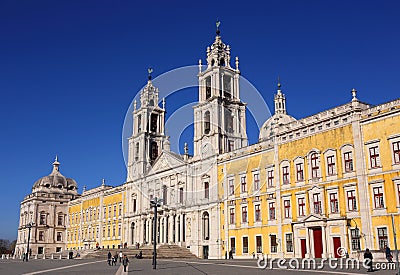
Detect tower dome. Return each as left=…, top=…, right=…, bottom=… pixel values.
left=32, top=156, right=78, bottom=193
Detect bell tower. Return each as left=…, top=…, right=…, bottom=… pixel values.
left=193, top=22, right=248, bottom=157
left=127, top=69, right=167, bottom=180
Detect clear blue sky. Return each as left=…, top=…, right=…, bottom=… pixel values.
left=1, top=0, right=399, bottom=240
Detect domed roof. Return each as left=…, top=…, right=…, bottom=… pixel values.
left=32, top=157, right=78, bottom=194
left=259, top=113, right=296, bottom=140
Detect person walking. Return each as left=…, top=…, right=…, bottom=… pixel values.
left=119, top=251, right=123, bottom=263
left=122, top=255, right=129, bottom=272
left=107, top=251, right=112, bottom=266
left=113, top=252, right=118, bottom=266
left=385, top=246, right=393, bottom=263
left=364, top=248, right=373, bottom=272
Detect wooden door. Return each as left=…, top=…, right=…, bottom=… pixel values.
left=333, top=237, right=341, bottom=258
left=313, top=227, right=323, bottom=258
left=301, top=239, right=306, bottom=258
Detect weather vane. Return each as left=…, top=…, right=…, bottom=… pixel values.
left=216, top=20, right=221, bottom=35
left=148, top=67, right=153, bottom=80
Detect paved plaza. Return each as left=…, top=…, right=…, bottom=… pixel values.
left=0, top=258, right=398, bottom=275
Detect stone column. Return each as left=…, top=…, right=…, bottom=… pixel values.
left=321, top=225, right=327, bottom=258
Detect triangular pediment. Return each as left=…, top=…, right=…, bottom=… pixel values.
left=302, top=213, right=326, bottom=223
left=149, top=151, right=186, bottom=174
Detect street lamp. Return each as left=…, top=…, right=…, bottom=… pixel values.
left=150, top=197, right=163, bottom=269
left=25, top=222, right=35, bottom=262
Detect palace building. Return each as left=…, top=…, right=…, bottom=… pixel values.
left=16, top=27, right=400, bottom=259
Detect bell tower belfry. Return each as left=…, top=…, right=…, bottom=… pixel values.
left=127, top=69, right=167, bottom=180
left=193, top=22, right=248, bottom=157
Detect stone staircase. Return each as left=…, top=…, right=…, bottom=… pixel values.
left=80, top=244, right=197, bottom=260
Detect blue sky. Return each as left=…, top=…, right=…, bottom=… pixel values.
left=1, top=0, right=399, bottom=240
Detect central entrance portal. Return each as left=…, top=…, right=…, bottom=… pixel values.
left=312, top=227, right=323, bottom=258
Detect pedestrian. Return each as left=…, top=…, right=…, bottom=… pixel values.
left=113, top=252, right=118, bottom=265
left=385, top=246, right=393, bottom=263
left=229, top=250, right=233, bottom=259
left=364, top=248, right=373, bottom=272
left=119, top=251, right=123, bottom=263
left=107, top=251, right=112, bottom=265
left=22, top=252, right=26, bottom=262
left=122, top=255, right=129, bottom=272
left=252, top=252, right=255, bottom=259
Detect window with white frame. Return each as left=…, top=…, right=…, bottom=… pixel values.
left=286, top=233, right=293, bottom=252
left=256, top=235, right=262, bottom=253
left=313, top=193, right=322, bottom=214
left=329, top=192, right=339, bottom=213
left=369, top=146, right=381, bottom=168
left=242, top=206, right=248, bottom=223
left=284, top=199, right=291, bottom=218
left=267, top=169, right=274, bottom=187
left=393, top=141, right=400, bottom=164
left=398, top=184, right=400, bottom=206
left=229, top=208, right=235, bottom=224
left=241, top=176, right=247, bottom=193
left=282, top=165, right=290, bottom=185
left=298, top=197, right=305, bottom=216
left=296, top=163, right=304, bottom=182
left=310, top=152, right=320, bottom=179
left=269, top=202, right=276, bottom=220
left=341, top=145, right=355, bottom=173
left=377, top=227, right=388, bottom=250
left=326, top=155, right=336, bottom=176
left=253, top=173, right=260, bottom=191
left=229, top=178, right=234, bottom=195
left=373, top=186, right=385, bottom=208
left=270, top=235, right=277, bottom=253
left=347, top=190, right=357, bottom=211
left=254, top=204, right=261, bottom=222
left=351, top=228, right=361, bottom=251
left=243, top=236, right=249, bottom=253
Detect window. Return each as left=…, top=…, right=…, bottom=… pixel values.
left=373, top=187, right=384, bottom=208
left=269, top=202, right=276, bottom=220
left=204, top=182, right=209, bottom=199
left=313, top=193, right=322, bottom=214
left=228, top=140, right=234, bottom=152
left=255, top=204, right=261, bottom=222
left=202, top=212, right=210, bottom=240
left=253, top=173, right=260, bottom=191
left=179, top=187, right=184, bottom=204
left=230, top=237, right=236, bottom=253
left=393, top=141, right=400, bottom=164
left=135, top=143, right=139, bottom=161
left=243, top=237, right=249, bottom=254
left=344, top=152, right=353, bottom=172
left=113, top=205, right=116, bottom=217
left=330, top=193, right=339, bottom=213
left=327, top=155, right=335, bottom=176
left=242, top=206, right=248, bottom=223
left=108, top=225, right=110, bottom=237
left=113, top=224, right=116, bottom=237
left=296, top=163, right=304, bottom=181
left=150, top=142, right=158, bottom=161
left=256, top=236, right=262, bottom=253
left=58, top=214, right=63, bottom=226
left=298, top=198, right=305, bottom=216
left=204, top=111, right=210, bottom=134
left=137, top=114, right=141, bottom=132
left=163, top=185, right=168, bottom=204
left=347, top=190, right=357, bottom=211
left=398, top=184, right=400, bottom=206
left=150, top=113, right=158, bottom=132
left=39, top=231, right=44, bottom=241
left=369, top=146, right=380, bottom=168
left=40, top=213, right=46, bottom=225
left=229, top=208, right=235, bottom=224
left=57, top=232, right=62, bottom=242
left=377, top=227, right=388, bottom=250
left=284, top=199, right=291, bottom=218
left=270, top=235, right=277, bottom=253
left=229, top=179, right=234, bottom=195
left=310, top=153, right=319, bottom=179
left=108, top=206, right=111, bottom=218
left=351, top=228, right=361, bottom=251
left=118, top=224, right=121, bottom=236
left=205, top=77, right=211, bottom=99
left=225, top=109, right=234, bottom=133
left=286, top=233, right=293, bottom=252
left=241, top=176, right=246, bottom=193
left=119, top=204, right=122, bottom=216
left=103, top=207, right=106, bottom=218
left=282, top=166, right=289, bottom=184
left=267, top=170, right=274, bottom=187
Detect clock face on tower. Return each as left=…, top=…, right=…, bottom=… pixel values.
left=201, top=142, right=212, bottom=158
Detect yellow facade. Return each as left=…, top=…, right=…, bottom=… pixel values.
left=66, top=184, right=125, bottom=250
left=218, top=97, right=400, bottom=259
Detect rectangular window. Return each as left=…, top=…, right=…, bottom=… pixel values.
left=369, top=146, right=380, bottom=168
left=256, top=236, right=262, bottom=253
left=253, top=173, right=260, bottom=191
left=133, top=199, right=137, bottom=212
left=284, top=199, right=291, bottom=218
left=394, top=141, right=400, bottom=164
left=108, top=226, right=110, bottom=237
left=330, top=193, right=339, bottom=213
left=57, top=232, right=62, bottom=242
left=298, top=198, right=305, bottom=216
left=351, top=228, right=361, bottom=251
left=179, top=188, right=184, bottom=204
left=377, top=227, right=388, bottom=250
left=267, top=170, right=274, bottom=187
left=243, top=237, right=249, bottom=254
left=228, top=140, right=234, bottom=152
left=163, top=185, right=168, bottom=205
left=119, top=204, right=122, bottom=216
left=229, top=208, right=235, bottom=224
left=296, top=163, right=304, bottom=181
left=270, top=235, right=277, bottom=253
left=347, top=190, right=357, bottom=211
left=373, top=187, right=384, bottom=208
left=229, top=179, right=234, bottom=195
left=108, top=206, right=111, bottom=218
left=242, top=206, right=248, bottom=223
left=255, top=204, right=261, bottom=222
left=282, top=166, right=289, bottom=184
left=58, top=215, right=63, bottom=226
left=313, top=193, right=322, bottom=214
left=327, top=155, right=335, bottom=176
left=103, top=207, right=106, bottom=218
left=311, top=153, right=319, bottom=179
left=269, top=202, right=276, bottom=220
left=204, top=182, right=209, bottom=199
left=241, top=176, right=246, bottom=193
left=230, top=237, right=236, bottom=253
left=344, top=152, right=353, bottom=172
left=286, top=233, right=293, bottom=252
left=39, top=231, right=44, bottom=241
left=113, top=205, right=116, bottom=217
left=40, top=214, right=46, bottom=225
left=118, top=224, right=121, bottom=236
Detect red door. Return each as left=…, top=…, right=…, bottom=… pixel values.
left=333, top=237, right=341, bottom=258
left=301, top=239, right=306, bottom=258
left=313, top=227, right=323, bottom=258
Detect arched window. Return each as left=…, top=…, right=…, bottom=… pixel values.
left=150, top=142, right=158, bottom=162
left=149, top=99, right=154, bottom=106
left=204, top=111, right=210, bottom=134
left=137, top=115, right=141, bottom=132
left=135, top=143, right=139, bottom=161
left=202, top=212, right=210, bottom=240
left=205, top=77, right=211, bottom=99
left=219, top=58, right=225, bottom=66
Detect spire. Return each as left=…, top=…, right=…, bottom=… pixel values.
left=52, top=155, right=60, bottom=173
left=274, top=78, right=287, bottom=115
left=206, top=20, right=231, bottom=68
left=101, top=178, right=105, bottom=186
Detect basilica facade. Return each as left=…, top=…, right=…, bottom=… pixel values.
left=17, top=28, right=400, bottom=259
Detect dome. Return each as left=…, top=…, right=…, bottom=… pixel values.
left=259, top=113, right=296, bottom=140
left=32, top=157, right=78, bottom=193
